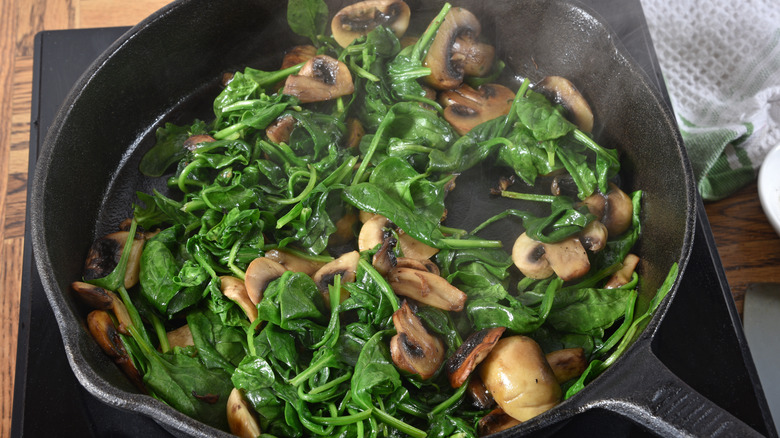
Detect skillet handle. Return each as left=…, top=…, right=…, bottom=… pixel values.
left=585, top=345, right=767, bottom=437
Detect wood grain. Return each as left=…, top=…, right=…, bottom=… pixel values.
left=0, top=1, right=171, bottom=436
left=2, top=1, right=780, bottom=437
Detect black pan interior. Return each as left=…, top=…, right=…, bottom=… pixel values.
left=31, top=0, right=695, bottom=436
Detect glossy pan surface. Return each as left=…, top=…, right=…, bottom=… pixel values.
left=31, top=0, right=701, bottom=436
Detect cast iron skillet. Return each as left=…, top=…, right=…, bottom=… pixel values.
left=29, top=0, right=741, bottom=435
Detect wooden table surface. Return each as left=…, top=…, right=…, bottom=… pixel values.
left=1, top=0, right=780, bottom=436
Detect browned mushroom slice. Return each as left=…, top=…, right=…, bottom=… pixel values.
left=358, top=214, right=439, bottom=260
left=312, top=250, right=360, bottom=304
left=396, top=257, right=440, bottom=276
left=543, top=236, right=590, bottom=281
left=167, top=324, right=195, bottom=349
left=387, top=267, right=467, bottom=311
left=545, top=347, right=587, bottom=384
left=389, top=300, right=445, bottom=379
left=467, top=375, right=496, bottom=410
left=478, top=407, right=522, bottom=436
left=581, top=182, right=634, bottom=236
left=283, top=55, right=354, bottom=103
left=82, top=230, right=145, bottom=289
left=445, top=327, right=506, bottom=388
left=604, top=253, right=640, bottom=289
left=71, top=281, right=133, bottom=334
left=372, top=235, right=398, bottom=276
left=87, top=310, right=146, bottom=391
left=183, top=134, right=216, bottom=151
left=265, top=114, right=296, bottom=145
left=535, top=76, right=594, bottom=133
left=423, top=7, right=495, bottom=90
left=439, top=83, right=514, bottom=135
left=264, top=248, right=327, bottom=276
left=281, top=45, right=317, bottom=70
left=220, top=276, right=257, bottom=322
left=245, top=257, right=287, bottom=305
left=512, top=232, right=554, bottom=279
left=479, top=336, right=562, bottom=422
left=227, top=388, right=262, bottom=438
left=331, top=0, right=411, bottom=48
left=579, top=220, right=608, bottom=253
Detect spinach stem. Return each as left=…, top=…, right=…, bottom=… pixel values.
left=275, top=165, right=317, bottom=205
left=500, top=190, right=556, bottom=203
left=311, top=408, right=372, bottom=426
left=410, top=3, right=452, bottom=61
left=352, top=112, right=395, bottom=184
left=439, top=238, right=503, bottom=249
left=372, top=408, right=426, bottom=438
left=290, top=350, right=337, bottom=387
left=358, top=259, right=400, bottom=313
left=429, top=377, right=469, bottom=419
left=150, top=313, right=170, bottom=353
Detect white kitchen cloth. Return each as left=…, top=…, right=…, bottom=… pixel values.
left=641, top=0, right=780, bottom=201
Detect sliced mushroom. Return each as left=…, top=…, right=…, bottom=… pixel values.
left=545, top=347, right=587, bottom=384
left=312, top=250, right=360, bottom=304
left=423, top=7, right=495, bottom=90
left=535, top=76, right=594, bottom=133
left=227, top=388, right=262, bottom=438
left=331, top=0, right=411, bottom=48
left=283, top=55, right=354, bottom=103
left=396, top=257, right=440, bottom=276
left=479, top=336, right=562, bottom=422
left=245, top=257, right=287, bottom=305
left=264, top=248, right=327, bottom=276
left=439, top=83, right=514, bottom=135
left=359, top=210, right=377, bottom=223
left=71, top=281, right=133, bottom=334
left=581, top=182, right=633, bottom=236
left=183, top=134, right=216, bottom=151
left=87, top=310, right=146, bottom=391
left=445, top=327, right=506, bottom=388
left=358, top=214, right=439, bottom=259
left=467, top=375, right=496, bottom=410
left=266, top=114, right=296, bottom=144
left=82, top=230, right=145, bottom=289
left=220, top=276, right=257, bottom=322
left=372, top=235, right=398, bottom=276
left=511, top=232, right=554, bottom=279
left=579, top=220, right=608, bottom=253
left=390, top=300, right=445, bottom=379
left=543, top=236, right=590, bottom=281
left=604, top=253, right=640, bottom=289
left=477, top=407, right=522, bottom=436
left=281, top=45, right=317, bottom=70
left=387, top=267, right=467, bottom=311
left=167, top=324, right=195, bottom=349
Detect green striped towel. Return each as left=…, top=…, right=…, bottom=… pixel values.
left=642, top=0, right=780, bottom=201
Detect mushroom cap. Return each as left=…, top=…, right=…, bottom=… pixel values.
left=227, top=388, right=262, bottom=438
left=389, top=301, right=446, bottom=379
left=479, top=336, right=562, bottom=422
left=535, top=76, right=594, bottom=133
left=579, top=220, right=608, bottom=253
left=477, top=407, right=522, bottom=436
left=445, top=326, right=506, bottom=388
left=86, top=310, right=145, bottom=391
left=387, top=266, right=467, bottom=311
left=423, top=7, right=488, bottom=90
left=71, top=281, right=133, bottom=334
left=439, top=83, right=515, bottom=135
left=245, top=257, right=287, bottom=305
left=265, top=114, right=296, bottom=145
left=166, top=324, right=195, bottom=349
left=283, top=55, right=354, bottom=103
left=512, top=232, right=554, bottom=279
left=331, top=0, right=411, bottom=48
left=183, top=134, right=216, bottom=151
left=281, top=45, right=317, bottom=70
left=582, top=182, right=634, bottom=236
